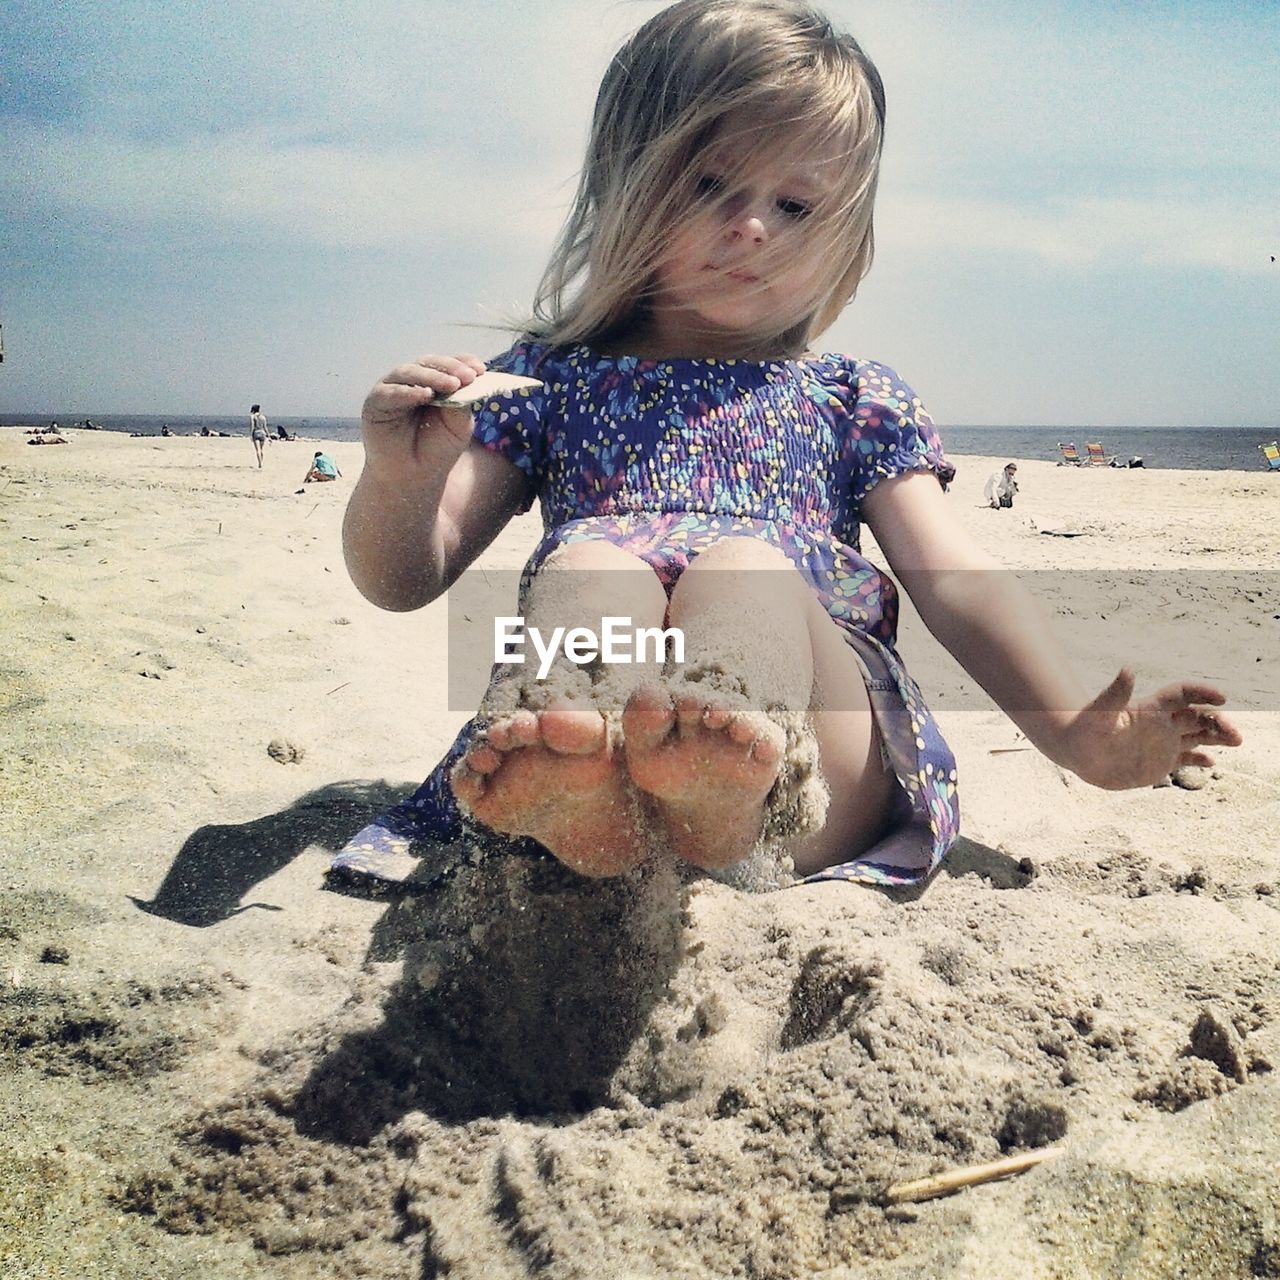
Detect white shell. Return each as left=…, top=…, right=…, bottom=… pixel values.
left=435, top=371, right=543, bottom=407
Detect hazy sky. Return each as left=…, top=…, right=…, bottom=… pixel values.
left=2, top=0, right=1277, bottom=426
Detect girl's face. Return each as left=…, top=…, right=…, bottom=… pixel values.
left=645, top=131, right=845, bottom=356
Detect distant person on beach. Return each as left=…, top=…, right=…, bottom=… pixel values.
left=275, top=423, right=296, bottom=441
left=983, top=462, right=1019, bottom=508
left=249, top=404, right=268, bottom=467
left=337, top=0, right=1242, bottom=893
left=303, top=450, right=341, bottom=483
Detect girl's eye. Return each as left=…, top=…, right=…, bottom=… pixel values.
left=777, top=198, right=813, bottom=220
left=695, top=175, right=724, bottom=199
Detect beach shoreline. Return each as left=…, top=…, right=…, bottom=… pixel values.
left=2, top=424, right=1278, bottom=1278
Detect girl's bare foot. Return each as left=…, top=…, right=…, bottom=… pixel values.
left=451, top=701, right=646, bottom=878
left=622, top=681, right=785, bottom=870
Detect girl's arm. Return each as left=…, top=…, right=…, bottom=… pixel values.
left=342, top=355, right=531, bottom=612
left=862, top=471, right=1241, bottom=788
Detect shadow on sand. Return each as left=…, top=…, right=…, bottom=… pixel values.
left=289, top=850, right=685, bottom=1137
left=130, top=779, right=412, bottom=927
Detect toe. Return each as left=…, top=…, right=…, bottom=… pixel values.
left=451, top=765, right=484, bottom=805
left=509, top=709, right=540, bottom=747
left=749, top=730, right=783, bottom=769
left=702, top=700, right=733, bottom=731
left=622, top=683, right=677, bottom=749
left=540, top=702, right=608, bottom=755
left=488, top=709, right=539, bottom=752
left=675, top=693, right=705, bottom=736
left=467, top=743, right=502, bottom=774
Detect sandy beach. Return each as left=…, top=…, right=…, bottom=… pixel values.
left=2, top=424, right=1278, bottom=1279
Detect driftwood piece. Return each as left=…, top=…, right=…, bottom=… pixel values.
left=882, top=1147, right=1064, bottom=1205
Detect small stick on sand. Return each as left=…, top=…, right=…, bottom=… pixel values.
left=882, top=1147, right=1063, bottom=1205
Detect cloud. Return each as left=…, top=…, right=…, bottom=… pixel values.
left=879, top=188, right=1277, bottom=277
left=3, top=119, right=574, bottom=251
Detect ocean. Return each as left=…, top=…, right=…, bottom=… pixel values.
left=7, top=413, right=1278, bottom=474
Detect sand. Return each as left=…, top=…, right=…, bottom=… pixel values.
left=2, top=424, right=1278, bottom=1279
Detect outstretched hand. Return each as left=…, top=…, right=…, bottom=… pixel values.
left=1062, top=669, right=1243, bottom=790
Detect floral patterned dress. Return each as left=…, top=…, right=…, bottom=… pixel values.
left=332, top=342, right=960, bottom=890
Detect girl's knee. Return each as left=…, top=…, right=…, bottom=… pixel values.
left=685, top=535, right=792, bottom=572
left=542, top=539, right=653, bottom=574
left=530, top=539, right=668, bottom=625
left=671, top=536, right=807, bottom=616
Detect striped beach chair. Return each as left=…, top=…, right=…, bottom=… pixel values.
left=1261, top=441, right=1280, bottom=471
left=1056, top=442, right=1084, bottom=466
left=1086, top=442, right=1114, bottom=466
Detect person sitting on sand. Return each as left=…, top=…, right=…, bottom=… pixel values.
left=983, top=462, right=1019, bottom=509
left=275, top=423, right=296, bottom=441
left=338, top=0, right=1241, bottom=890
left=249, top=404, right=268, bottom=467
left=304, top=450, right=341, bottom=483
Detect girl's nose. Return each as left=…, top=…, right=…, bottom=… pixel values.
left=724, top=208, right=768, bottom=245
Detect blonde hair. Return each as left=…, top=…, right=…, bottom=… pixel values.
left=525, top=0, right=886, bottom=355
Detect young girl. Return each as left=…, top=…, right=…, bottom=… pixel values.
left=335, top=0, right=1239, bottom=891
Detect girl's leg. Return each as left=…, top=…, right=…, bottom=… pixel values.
left=452, top=540, right=668, bottom=877
left=623, top=537, right=896, bottom=873
left=786, top=587, right=898, bottom=877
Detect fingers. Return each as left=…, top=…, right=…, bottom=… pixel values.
left=1089, top=667, right=1135, bottom=716
left=1137, top=679, right=1242, bottom=748
left=1173, top=704, right=1244, bottom=747
left=1155, top=680, right=1228, bottom=714
left=362, top=353, right=489, bottom=435
left=376, top=353, right=488, bottom=402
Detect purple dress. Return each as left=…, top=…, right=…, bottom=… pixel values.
left=332, top=342, right=960, bottom=890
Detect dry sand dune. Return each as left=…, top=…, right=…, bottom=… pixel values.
left=2, top=425, right=1278, bottom=1278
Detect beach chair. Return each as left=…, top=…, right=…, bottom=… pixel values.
left=1085, top=442, right=1114, bottom=466
left=1056, top=442, right=1084, bottom=466
left=1261, top=441, right=1280, bottom=471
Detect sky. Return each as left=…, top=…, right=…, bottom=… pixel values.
left=1, top=0, right=1277, bottom=427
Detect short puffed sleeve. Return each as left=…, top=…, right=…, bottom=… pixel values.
left=838, top=360, right=956, bottom=505
left=469, top=341, right=551, bottom=512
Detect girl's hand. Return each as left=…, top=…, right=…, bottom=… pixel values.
left=360, top=353, right=487, bottom=484
left=1061, top=668, right=1243, bottom=790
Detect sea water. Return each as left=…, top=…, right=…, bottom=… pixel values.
left=6, top=413, right=1277, bottom=473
